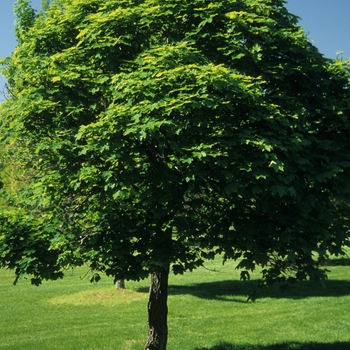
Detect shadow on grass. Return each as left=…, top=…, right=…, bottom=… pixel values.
left=137, top=279, right=350, bottom=301
left=195, top=341, right=350, bottom=350
left=325, top=257, right=350, bottom=266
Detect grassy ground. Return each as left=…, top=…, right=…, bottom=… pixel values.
left=1, top=257, right=350, bottom=350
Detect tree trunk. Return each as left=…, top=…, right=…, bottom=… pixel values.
left=144, top=267, right=169, bottom=350
left=115, top=279, right=125, bottom=289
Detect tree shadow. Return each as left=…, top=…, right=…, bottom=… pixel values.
left=137, top=279, right=350, bottom=301
left=195, top=341, right=350, bottom=350
left=175, top=278, right=350, bottom=301
left=136, top=258, right=350, bottom=300
left=325, top=257, right=350, bottom=266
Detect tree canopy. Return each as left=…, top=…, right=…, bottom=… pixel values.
left=1, top=0, right=350, bottom=349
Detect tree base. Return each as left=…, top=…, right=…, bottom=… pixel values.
left=144, top=268, right=169, bottom=350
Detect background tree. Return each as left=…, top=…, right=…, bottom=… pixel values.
left=1, top=0, right=350, bottom=349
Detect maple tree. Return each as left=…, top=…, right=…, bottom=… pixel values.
left=1, top=0, right=350, bottom=349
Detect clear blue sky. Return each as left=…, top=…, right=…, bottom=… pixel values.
left=1, top=0, right=350, bottom=100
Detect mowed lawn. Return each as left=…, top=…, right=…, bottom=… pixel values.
left=1, top=257, right=350, bottom=350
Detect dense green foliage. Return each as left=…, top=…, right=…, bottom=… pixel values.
left=2, top=0, right=350, bottom=348
left=1, top=0, right=350, bottom=301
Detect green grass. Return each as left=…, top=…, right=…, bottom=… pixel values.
left=1, top=258, right=350, bottom=350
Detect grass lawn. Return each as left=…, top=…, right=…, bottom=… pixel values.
left=1, top=257, right=350, bottom=350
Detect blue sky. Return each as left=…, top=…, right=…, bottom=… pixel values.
left=1, top=0, right=350, bottom=99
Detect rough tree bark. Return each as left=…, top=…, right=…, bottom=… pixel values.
left=144, top=267, right=170, bottom=350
